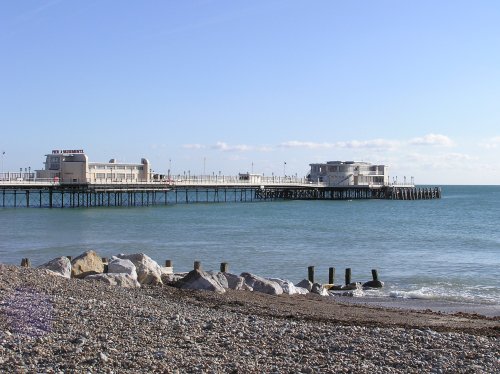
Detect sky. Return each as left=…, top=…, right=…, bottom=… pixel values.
left=1, top=1, right=499, bottom=184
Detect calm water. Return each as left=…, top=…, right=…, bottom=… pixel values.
left=1, top=186, right=499, bottom=306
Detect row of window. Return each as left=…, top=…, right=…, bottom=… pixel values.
left=94, top=173, right=137, bottom=179
left=312, top=165, right=385, bottom=173
left=90, top=165, right=144, bottom=171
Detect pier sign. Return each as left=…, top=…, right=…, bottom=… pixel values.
left=52, top=149, right=84, bottom=154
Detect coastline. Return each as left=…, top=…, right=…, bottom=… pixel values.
left=1, top=265, right=498, bottom=373
left=335, top=295, right=500, bottom=318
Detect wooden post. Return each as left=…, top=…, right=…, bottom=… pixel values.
left=20, top=258, right=31, bottom=268
left=371, top=269, right=379, bottom=282
left=329, top=267, right=335, bottom=285
left=165, top=259, right=173, bottom=268
left=220, top=262, right=229, bottom=273
left=308, top=266, right=315, bottom=283
left=345, top=268, right=352, bottom=285
left=194, top=261, right=201, bottom=270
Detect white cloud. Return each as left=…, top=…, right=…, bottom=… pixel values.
left=279, top=141, right=334, bottom=149
left=212, top=141, right=252, bottom=152
left=335, top=138, right=401, bottom=150
left=405, top=152, right=476, bottom=169
left=279, top=138, right=401, bottom=150
left=409, top=133, right=454, bottom=147
left=479, top=136, right=500, bottom=149
left=183, top=144, right=205, bottom=150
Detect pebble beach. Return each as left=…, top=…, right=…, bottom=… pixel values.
left=0, top=264, right=498, bottom=373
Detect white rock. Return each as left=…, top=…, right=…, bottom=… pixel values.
left=222, top=272, right=250, bottom=291
left=174, top=269, right=226, bottom=293
left=294, top=286, right=309, bottom=295
left=115, top=253, right=162, bottom=285
left=269, top=278, right=298, bottom=295
left=311, top=283, right=329, bottom=296
left=207, top=271, right=229, bottom=289
left=38, top=256, right=72, bottom=278
left=108, top=257, right=138, bottom=280
left=295, top=279, right=313, bottom=291
left=85, top=273, right=140, bottom=288
left=240, top=273, right=283, bottom=295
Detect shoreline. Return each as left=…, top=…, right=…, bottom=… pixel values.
left=335, top=295, right=500, bottom=318
left=1, top=265, right=498, bottom=372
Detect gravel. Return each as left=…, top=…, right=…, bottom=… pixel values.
left=0, top=265, right=498, bottom=373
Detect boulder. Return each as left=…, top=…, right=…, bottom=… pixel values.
left=207, top=271, right=229, bottom=289
left=115, top=253, right=162, bottom=285
left=295, top=279, right=313, bottom=292
left=362, top=280, right=384, bottom=289
left=71, top=250, right=104, bottom=279
left=240, top=273, right=283, bottom=295
left=342, top=282, right=362, bottom=291
left=174, top=269, right=226, bottom=293
left=108, top=257, right=138, bottom=280
left=294, top=287, right=309, bottom=295
left=161, top=273, right=184, bottom=285
left=38, top=256, right=72, bottom=278
left=269, top=278, right=298, bottom=295
left=311, top=283, right=329, bottom=296
left=222, top=273, right=251, bottom=291
left=85, top=273, right=140, bottom=288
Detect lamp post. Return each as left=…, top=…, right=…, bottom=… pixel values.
left=1, top=151, right=4, bottom=180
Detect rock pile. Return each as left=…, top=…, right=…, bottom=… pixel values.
left=35, top=251, right=335, bottom=298
left=37, top=251, right=167, bottom=289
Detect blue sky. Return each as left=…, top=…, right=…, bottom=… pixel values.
left=1, top=1, right=499, bottom=184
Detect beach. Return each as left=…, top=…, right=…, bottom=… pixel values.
left=1, top=265, right=498, bottom=373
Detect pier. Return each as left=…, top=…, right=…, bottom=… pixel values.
left=0, top=175, right=441, bottom=208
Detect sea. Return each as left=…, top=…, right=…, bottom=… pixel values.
left=1, top=185, right=499, bottom=314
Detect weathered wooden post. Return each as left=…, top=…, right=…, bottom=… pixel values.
left=220, top=262, right=229, bottom=273
left=345, top=268, right=352, bottom=286
left=308, top=266, right=315, bottom=283
left=20, top=258, right=31, bottom=267
left=194, top=261, right=201, bottom=271
left=371, top=269, right=379, bottom=282
left=329, top=267, right=335, bottom=285
left=165, top=259, right=173, bottom=268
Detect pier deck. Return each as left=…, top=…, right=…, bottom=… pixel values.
left=0, top=178, right=441, bottom=208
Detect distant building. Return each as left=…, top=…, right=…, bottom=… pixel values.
left=36, top=149, right=151, bottom=184
left=307, top=161, right=389, bottom=187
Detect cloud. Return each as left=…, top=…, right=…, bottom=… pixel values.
left=405, top=152, right=476, bottom=169
left=409, top=134, right=454, bottom=147
left=212, top=141, right=252, bottom=152
left=479, top=136, right=500, bottom=149
left=279, top=138, right=400, bottom=150
left=335, top=139, right=400, bottom=150
left=183, top=144, right=205, bottom=150
left=279, top=141, right=334, bottom=149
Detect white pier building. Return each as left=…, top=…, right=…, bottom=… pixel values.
left=307, top=161, right=389, bottom=187
left=35, top=149, right=151, bottom=184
